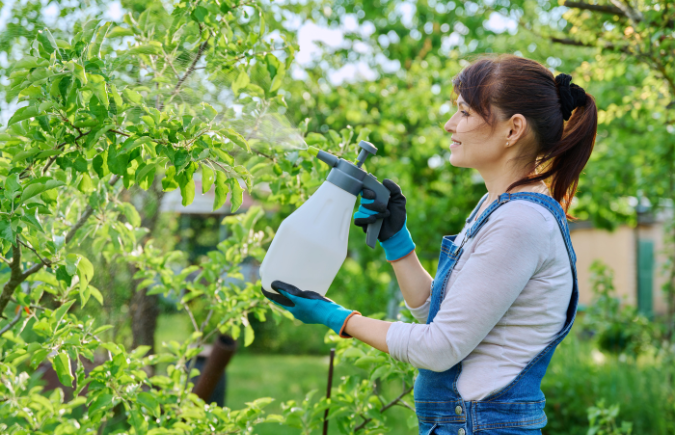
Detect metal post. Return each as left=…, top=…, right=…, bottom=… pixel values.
left=323, top=348, right=336, bottom=435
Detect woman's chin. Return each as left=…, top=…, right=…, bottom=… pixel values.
left=448, top=154, right=466, bottom=168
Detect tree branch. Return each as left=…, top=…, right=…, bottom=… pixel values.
left=354, top=384, right=414, bottom=432
left=66, top=175, right=121, bottom=245
left=563, top=1, right=626, bottom=17
left=41, top=131, right=91, bottom=175
left=608, top=0, right=643, bottom=25
left=0, top=241, right=23, bottom=318
left=18, top=240, right=52, bottom=267
left=0, top=309, right=22, bottom=335
left=169, top=39, right=210, bottom=101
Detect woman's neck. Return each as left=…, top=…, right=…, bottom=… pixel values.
left=480, top=170, right=550, bottom=205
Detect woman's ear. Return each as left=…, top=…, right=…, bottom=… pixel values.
left=506, top=114, right=528, bottom=147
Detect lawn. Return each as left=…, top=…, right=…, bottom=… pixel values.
left=226, top=354, right=416, bottom=434
left=156, top=313, right=416, bottom=434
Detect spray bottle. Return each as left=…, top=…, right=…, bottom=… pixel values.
left=259, top=141, right=390, bottom=296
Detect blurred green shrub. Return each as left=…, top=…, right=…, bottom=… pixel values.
left=581, top=260, right=653, bottom=355
left=587, top=400, right=633, bottom=435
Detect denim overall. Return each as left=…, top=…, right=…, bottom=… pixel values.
left=415, top=192, right=579, bottom=435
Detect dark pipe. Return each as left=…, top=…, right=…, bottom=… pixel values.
left=323, top=348, right=336, bottom=435
left=192, top=335, right=238, bottom=403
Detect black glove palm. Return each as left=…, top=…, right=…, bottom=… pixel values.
left=353, top=179, right=407, bottom=243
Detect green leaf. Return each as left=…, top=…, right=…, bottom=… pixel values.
left=5, top=174, right=20, bottom=194
left=79, top=284, right=91, bottom=308
left=93, top=324, right=113, bottom=335
left=228, top=178, right=244, bottom=213
left=127, top=42, right=163, bottom=55
left=87, top=74, right=109, bottom=109
left=107, top=145, right=129, bottom=176
left=20, top=179, right=65, bottom=203
left=118, top=202, right=141, bottom=227
left=107, top=26, right=135, bottom=38
left=136, top=163, right=156, bottom=190
left=93, top=152, right=109, bottom=178
left=211, top=148, right=234, bottom=165
left=88, top=23, right=111, bottom=58
left=123, top=88, right=142, bottom=104
left=53, top=352, right=73, bottom=387
left=77, top=173, right=94, bottom=193
left=162, top=166, right=179, bottom=192
left=222, top=128, right=250, bottom=152
left=214, top=171, right=229, bottom=211
left=72, top=62, right=87, bottom=85
left=191, top=5, right=208, bottom=22
left=8, top=105, right=40, bottom=126
left=201, top=164, right=214, bottom=194
left=19, top=183, right=43, bottom=203
left=137, top=392, right=161, bottom=418
left=109, top=84, right=123, bottom=107
left=232, top=70, right=250, bottom=96
left=244, top=323, right=255, bottom=346
left=265, top=53, right=280, bottom=80
left=90, top=286, right=104, bottom=305
left=19, top=85, right=43, bottom=98
left=0, top=220, right=14, bottom=243
left=14, top=56, right=49, bottom=70
left=77, top=256, right=94, bottom=293
left=180, top=177, right=195, bottom=206
left=270, top=63, right=285, bottom=93
left=88, top=393, right=113, bottom=417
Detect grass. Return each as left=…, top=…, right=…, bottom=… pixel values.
left=226, top=354, right=416, bottom=435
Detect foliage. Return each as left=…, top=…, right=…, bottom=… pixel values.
left=1, top=0, right=674, bottom=432
left=542, top=331, right=675, bottom=435
left=587, top=400, right=633, bottom=435
left=581, top=260, right=653, bottom=355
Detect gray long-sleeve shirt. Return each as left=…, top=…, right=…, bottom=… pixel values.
left=386, top=199, right=573, bottom=400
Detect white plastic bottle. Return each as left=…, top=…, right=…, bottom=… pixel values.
left=259, top=181, right=357, bottom=296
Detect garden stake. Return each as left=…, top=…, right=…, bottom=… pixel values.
left=323, top=348, right=336, bottom=435
left=192, top=335, right=238, bottom=403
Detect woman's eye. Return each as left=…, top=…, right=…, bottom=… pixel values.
left=461, top=111, right=469, bottom=117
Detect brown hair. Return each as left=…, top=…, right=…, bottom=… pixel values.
left=451, top=53, right=598, bottom=220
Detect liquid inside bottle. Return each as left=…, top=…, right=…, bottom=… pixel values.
left=259, top=181, right=356, bottom=297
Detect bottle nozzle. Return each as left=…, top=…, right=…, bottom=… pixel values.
left=356, top=140, right=378, bottom=168
left=317, top=150, right=339, bottom=168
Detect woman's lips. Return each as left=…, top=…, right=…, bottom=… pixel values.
left=450, top=141, right=462, bottom=149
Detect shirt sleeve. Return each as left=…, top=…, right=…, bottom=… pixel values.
left=404, top=293, right=431, bottom=323
left=386, top=203, right=549, bottom=372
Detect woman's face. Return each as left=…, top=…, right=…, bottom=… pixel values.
left=443, top=94, right=510, bottom=170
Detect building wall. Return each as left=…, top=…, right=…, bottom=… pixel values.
left=569, top=225, right=636, bottom=308
left=569, top=221, right=669, bottom=314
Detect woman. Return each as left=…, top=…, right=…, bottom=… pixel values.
left=262, top=53, right=597, bottom=434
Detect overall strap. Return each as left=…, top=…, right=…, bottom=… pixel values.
left=465, top=192, right=577, bottom=267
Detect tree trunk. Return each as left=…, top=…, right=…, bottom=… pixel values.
left=127, top=182, right=166, bottom=375
left=130, top=276, right=160, bottom=353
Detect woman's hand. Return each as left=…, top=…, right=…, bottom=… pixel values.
left=261, top=280, right=361, bottom=338
left=353, top=179, right=416, bottom=262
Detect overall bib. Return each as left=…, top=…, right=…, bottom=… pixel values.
left=415, top=192, right=579, bottom=435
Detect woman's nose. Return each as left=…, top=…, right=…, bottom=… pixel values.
left=444, top=116, right=455, bottom=133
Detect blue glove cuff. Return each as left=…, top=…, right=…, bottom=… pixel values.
left=327, top=309, right=361, bottom=338
left=380, top=218, right=415, bottom=261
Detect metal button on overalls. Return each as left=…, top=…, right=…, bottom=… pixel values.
left=455, top=405, right=462, bottom=415
left=458, top=428, right=465, bottom=435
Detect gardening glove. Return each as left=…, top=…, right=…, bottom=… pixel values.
left=261, top=280, right=361, bottom=338
left=353, top=179, right=416, bottom=262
